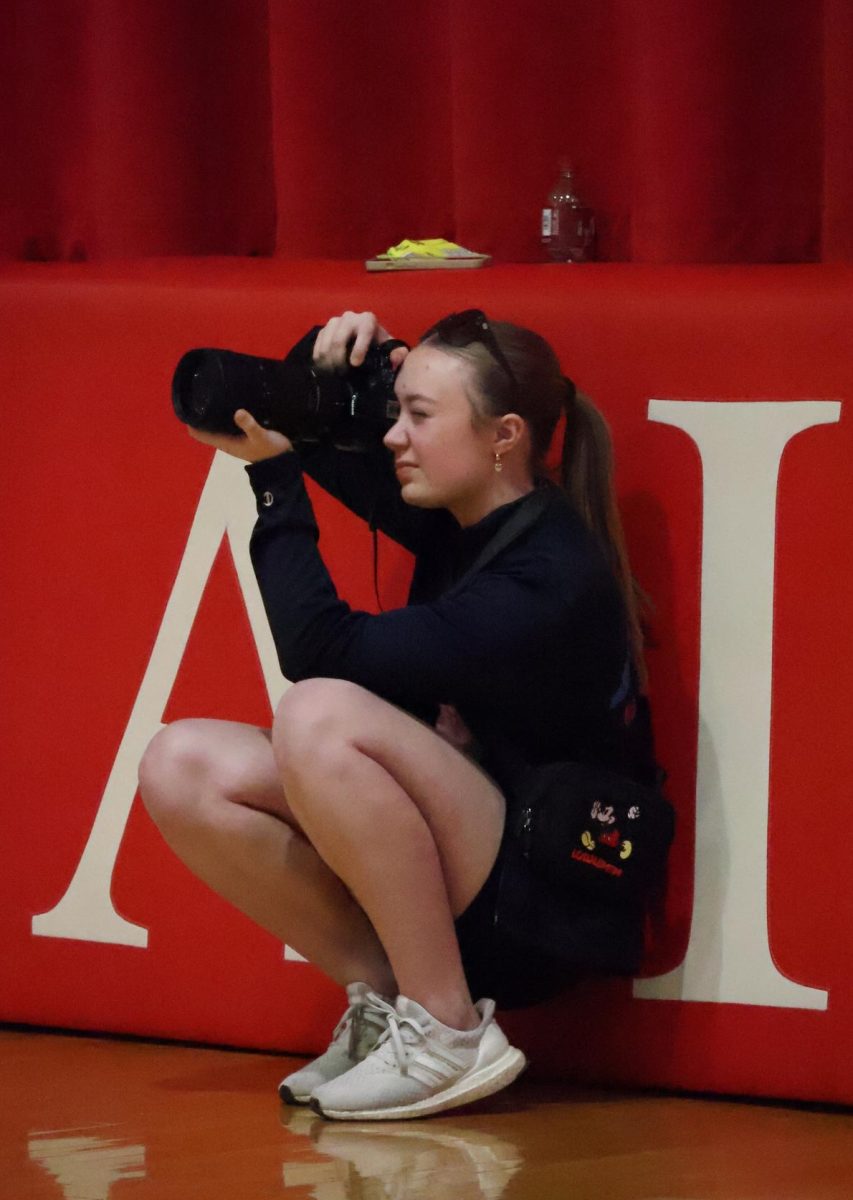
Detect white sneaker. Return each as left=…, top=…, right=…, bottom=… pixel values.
left=310, top=995, right=526, bottom=1120
left=279, top=983, right=395, bottom=1104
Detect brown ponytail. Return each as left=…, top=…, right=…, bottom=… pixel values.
left=560, top=383, right=648, bottom=687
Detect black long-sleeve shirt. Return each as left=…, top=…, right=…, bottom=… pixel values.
left=245, top=443, right=653, bottom=786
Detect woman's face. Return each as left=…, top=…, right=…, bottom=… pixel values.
left=383, top=345, right=500, bottom=522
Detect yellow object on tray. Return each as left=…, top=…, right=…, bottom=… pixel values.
left=366, top=238, right=491, bottom=271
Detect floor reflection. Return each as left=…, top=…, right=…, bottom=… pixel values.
left=280, top=1107, right=523, bottom=1200
left=9, top=1033, right=851, bottom=1200
left=28, top=1132, right=146, bottom=1199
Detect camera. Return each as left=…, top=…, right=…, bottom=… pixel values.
left=171, top=326, right=405, bottom=451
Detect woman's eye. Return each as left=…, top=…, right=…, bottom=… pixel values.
left=410, top=409, right=428, bottom=419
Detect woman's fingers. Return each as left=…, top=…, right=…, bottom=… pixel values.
left=232, top=408, right=258, bottom=434
left=326, top=311, right=375, bottom=367
left=348, top=317, right=376, bottom=367
left=330, top=313, right=361, bottom=364
left=234, top=409, right=292, bottom=458
left=186, top=411, right=292, bottom=462
left=312, top=311, right=400, bottom=371
left=311, top=316, right=338, bottom=367
left=434, top=704, right=474, bottom=752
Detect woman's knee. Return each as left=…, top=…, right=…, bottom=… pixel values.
left=138, top=719, right=267, bottom=827
left=137, top=720, right=209, bottom=825
left=271, top=678, right=368, bottom=782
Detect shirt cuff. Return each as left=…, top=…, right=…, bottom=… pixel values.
left=245, top=451, right=302, bottom=510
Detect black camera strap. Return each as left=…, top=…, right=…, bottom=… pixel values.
left=443, top=486, right=551, bottom=597
left=372, top=485, right=551, bottom=612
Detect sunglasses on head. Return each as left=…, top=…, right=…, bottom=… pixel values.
left=420, top=308, right=518, bottom=395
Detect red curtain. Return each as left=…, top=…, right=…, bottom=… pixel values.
left=2, top=0, right=851, bottom=264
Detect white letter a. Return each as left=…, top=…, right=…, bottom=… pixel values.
left=32, top=453, right=288, bottom=947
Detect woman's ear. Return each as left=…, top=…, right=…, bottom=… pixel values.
left=493, top=413, right=527, bottom=456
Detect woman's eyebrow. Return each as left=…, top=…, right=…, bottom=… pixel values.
left=398, top=391, right=438, bottom=406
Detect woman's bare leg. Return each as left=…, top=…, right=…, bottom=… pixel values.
left=137, top=718, right=396, bottom=995
left=272, top=680, right=506, bottom=1033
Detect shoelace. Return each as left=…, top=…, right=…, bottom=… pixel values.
left=374, top=1011, right=431, bottom=1075
left=333, top=993, right=397, bottom=1060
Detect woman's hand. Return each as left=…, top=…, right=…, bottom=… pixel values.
left=435, top=704, right=475, bottom=754
left=187, top=408, right=292, bottom=463
left=187, top=311, right=408, bottom=462
left=312, top=311, right=409, bottom=372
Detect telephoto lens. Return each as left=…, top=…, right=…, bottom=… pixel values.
left=172, top=347, right=323, bottom=438
left=171, top=327, right=405, bottom=451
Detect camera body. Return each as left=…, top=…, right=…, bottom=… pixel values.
left=171, top=326, right=404, bottom=451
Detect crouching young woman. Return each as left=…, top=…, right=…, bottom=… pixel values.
left=138, top=308, right=656, bottom=1120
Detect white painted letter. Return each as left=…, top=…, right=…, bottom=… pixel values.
left=32, top=452, right=289, bottom=946
left=634, top=400, right=840, bottom=1009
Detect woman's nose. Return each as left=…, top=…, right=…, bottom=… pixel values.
left=383, top=419, right=406, bottom=450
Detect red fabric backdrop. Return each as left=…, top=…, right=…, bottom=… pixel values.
left=3, top=0, right=852, bottom=264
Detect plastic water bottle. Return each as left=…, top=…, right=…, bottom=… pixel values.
left=541, top=163, right=596, bottom=262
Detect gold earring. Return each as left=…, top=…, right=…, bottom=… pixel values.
left=494, top=453, right=503, bottom=473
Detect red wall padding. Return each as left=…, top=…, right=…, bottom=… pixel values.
left=1, top=260, right=851, bottom=1104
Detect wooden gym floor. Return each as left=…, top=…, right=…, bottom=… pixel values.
left=2, top=1027, right=852, bottom=1199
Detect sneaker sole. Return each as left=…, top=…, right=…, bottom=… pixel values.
left=309, top=1046, right=527, bottom=1121
left=278, top=1084, right=311, bottom=1106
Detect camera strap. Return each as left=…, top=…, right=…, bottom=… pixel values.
left=443, top=485, right=551, bottom=597
left=370, top=484, right=550, bottom=613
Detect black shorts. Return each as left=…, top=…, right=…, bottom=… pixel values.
left=454, top=835, right=583, bottom=1010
